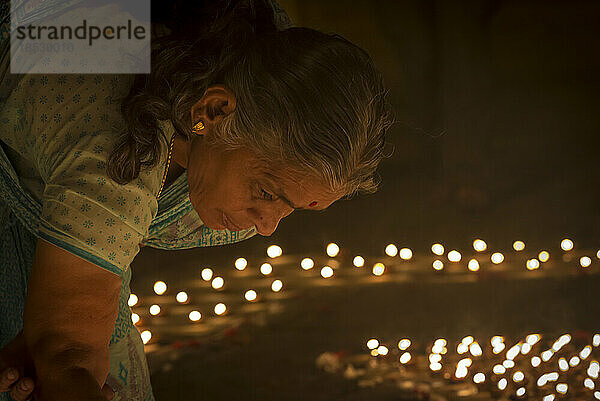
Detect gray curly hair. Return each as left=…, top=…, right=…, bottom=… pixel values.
left=108, top=0, right=393, bottom=197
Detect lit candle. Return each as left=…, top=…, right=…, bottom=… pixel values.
left=234, top=257, right=247, bottom=271
left=326, top=243, right=339, bottom=257
left=128, top=293, right=138, bottom=307
left=153, top=281, right=167, bottom=295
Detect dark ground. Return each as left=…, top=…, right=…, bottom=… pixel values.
left=132, top=1, right=600, bottom=400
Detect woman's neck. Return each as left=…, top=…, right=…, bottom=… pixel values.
left=164, top=136, right=188, bottom=188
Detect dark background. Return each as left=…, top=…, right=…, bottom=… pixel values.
left=270, top=0, right=600, bottom=255
left=137, top=1, right=600, bottom=399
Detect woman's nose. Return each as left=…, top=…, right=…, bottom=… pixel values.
left=251, top=203, right=294, bottom=236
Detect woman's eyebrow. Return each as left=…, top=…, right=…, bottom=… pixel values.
left=262, top=177, right=305, bottom=210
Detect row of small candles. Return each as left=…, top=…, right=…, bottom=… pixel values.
left=361, top=333, right=600, bottom=400
left=133, top=239, right=598, bottom=345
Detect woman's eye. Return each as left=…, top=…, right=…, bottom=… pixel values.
left=260, top=188, right=274, bottom=201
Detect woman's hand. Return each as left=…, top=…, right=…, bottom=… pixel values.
left=0, top=330, right=115, bottom=401
left=0, top=329, right=35, bottom=401
left=0, top=330, right=115, bottom=400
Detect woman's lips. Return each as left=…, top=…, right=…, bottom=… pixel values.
left=222, top=212, right=242, bottom=231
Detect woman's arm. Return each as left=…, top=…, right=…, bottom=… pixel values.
left=23, top=239, right=122, bottom=401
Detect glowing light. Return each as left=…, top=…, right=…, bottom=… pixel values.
left=141, top=330, right=151, bottom=344
left=399, top=352, right=411, bottom=364
left=448, top=250, right=461, bottom=262
left=188, top=310, right=201, bottom=321
left=377, top=345, right=389, bottom=356
left=513, top=371, right=524, bottom=382
left=211, top=277, right=224, bottom=290
left=520, top=343, right=532, bottom=354
left=201, top=268, right=213, bottom=281
left=457, top=342, right=469, bottom=354
left=585, top=378, right=595, bottom=390
left=539, top=251, right=550, bottom=262
left=580, top=345, right=592, bottom=359
left=176, top=291, right=188, bottom=303
left=149, top=304, right=160, bottom=315
left=399, top=248, right=413, bottom=260
left=461, top=336, right=474, bottom=345
left=531, top=356, right=541, bottom=367
left=537, top=375, right=548, bottom=387
left=526, top=334, right=541, bottom=345
left=558, top=357, right=569, bottom=371
left=234, top=257, right=247, bottom=271
left=372, top=263, right=385, bottom=276
left=458, top=357, right=472, bottom=367
left=321, top=266, right=334, bottom=278
left=491, top=336, right=504, bottom=347
left=503, top=360, right=515, bottom=369
left=468, top=259, right=480, bottom=272
left=498, top=378, right=507, bottom=390
left=430, top=362, right=442, bottom=371
left=214, top=303, right=227, bottom=315
left=588, top=361, right=600, bottom=378
left=473, top=372, right=485, bottom=383
left=556, top=383, right=568, bottom=395
left=516, top=387, right=526, bottom=397
left=506, top=344, right=522, bottom=360
left=431, top=244, right=444, bottom=255
left=429, top=353, right=442, bottom=363
left=301, top=258, right=314, bottom=270
left=526, top=258, right=540, bottom=270
left=455, top=365, right=468, bottom=379
left=541, top=350, right=554, bottom=361
left=260, top=263, right=273, bottom=275
left=491, top=252, right=504, bottom=264
left=267, top=245, right=283, bottom=258
left=581, top=256, right=592, bottom=268
left=432, top=260, right=444, bottom=270
left=513, top=240, right=525, bottom=251
left=353, top=256, right=365, bottom=268
left=560, top=239, right=574, bottom=251
left=366, top=339, right=379, bottom=350
left=385, top=244, right=398, bottom=257
left=431, top=339, right=448, bottom=355
left=153, top=281, right=167, bottom=295
left=271, top=279, right=283, bottom=292
left=552, top=334, right=571, bottom=351
left=326, top=243, right=340, bottom=257
left=128, top=293, right=138, bottom=307
left=131, top=313, right=140, bottom=324
left=594, top=334, right=600, bottom=347
left=493, top=343, right=505, bottom=354
left=398, top=339, right=411, bottom=350
left=244, top=290, right=257, bottom=302
left=493, top=364, right=506, bottom=374
left=473, top=239, right=487, bottom=252
left=469, top=342, right=483, bottom=357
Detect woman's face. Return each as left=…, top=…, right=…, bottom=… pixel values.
left=175, top=84, right=341, bottom=235
left=185, top=141, right=340, bottom=236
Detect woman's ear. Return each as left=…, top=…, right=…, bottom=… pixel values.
left=190, top=85, right=237, bottom=130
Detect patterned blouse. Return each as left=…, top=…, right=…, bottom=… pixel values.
left=0, top=71, right=257, bottom=278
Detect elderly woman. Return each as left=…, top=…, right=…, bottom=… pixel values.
left=0, top=0, right=391, bottom=400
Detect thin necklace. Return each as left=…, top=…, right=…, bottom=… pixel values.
left=157, top=134, right=176, bottom=198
